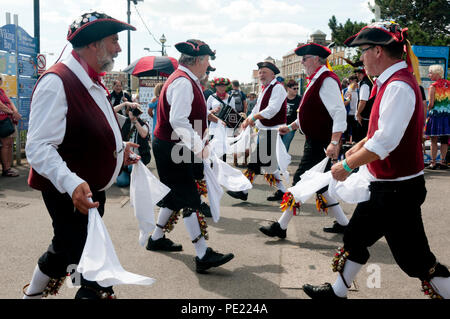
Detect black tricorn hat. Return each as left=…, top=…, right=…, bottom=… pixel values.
left=294, top=43, right=331, bottom=58
left=175, top=39, right=216, bottom=60
left=257, top=61, right=280, bottom=75
left=67, top=12, right=136, bottom=47
left=344, top=21, right=408, bottom=47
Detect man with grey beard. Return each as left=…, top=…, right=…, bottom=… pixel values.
left=23, top=12, right=139, bottom=299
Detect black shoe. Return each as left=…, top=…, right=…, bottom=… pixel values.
left=195, top=247, right=234, bottom=274
left=226, top=190, right=248, bottom=201
left=439, top=163, right=448, bottom=170
left=267, top=190, right=284, bottom=201
left=200, top=202, right=212, bottom=217
left=75, top=286, right=116, bottom=299
left=323, top=221, right=347, bottom=234
left=303, top=283, right=346, bottom=299
left=259, top=222, right=286, bottom=239
left=146, top=235, right=183, bottom=252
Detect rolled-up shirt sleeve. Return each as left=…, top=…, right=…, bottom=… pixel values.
left=26, top=74, right=85, bottom=196
left=364, top=81, right=415, bottom=160
left=258, top=84, right=287, bottom=120
left=319, top=77, right=347, bottom=133
left=167, top=77, right=204, bottom=155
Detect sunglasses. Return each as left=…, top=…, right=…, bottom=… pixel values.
left=361, top=45, right=375, bottom=54
left=289, top=87, right=299, bottom=90
left=301, top=56, right=314, bottom=62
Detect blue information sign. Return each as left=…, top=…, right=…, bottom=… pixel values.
left=0, top=24, right=16, bottom=52
left=18, top=97, right=31, bottom=130
left=17, top=26, right=37, bottom=55
left=18, top=54, right=38, bottom=77
left=0, top=51, right=17, bottom=75
left=18, top=77, right=36, bottom=97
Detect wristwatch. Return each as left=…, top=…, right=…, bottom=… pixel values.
left=330, top=140, right=339, bottom=146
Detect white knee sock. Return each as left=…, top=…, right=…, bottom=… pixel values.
left=322, top=191, right=349, bottom=226
left=332, top=260, right=363, bottom=298
left=278, top=210, right=294, bottom=230
left=431, top=277, right=450, bottom=299
left=183, top=213, right=207, bottom=259
left=151, top=207, right=174, bottom=240
left=272, top=171, right=287, bottom=193
left=23, top=265, right=50, bottom=299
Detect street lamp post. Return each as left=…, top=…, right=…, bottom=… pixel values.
left=127, top=0, right=143, bottom=91
left=144, top=34, right=170, bottom=56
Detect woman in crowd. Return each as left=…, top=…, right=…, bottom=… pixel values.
left=0, top=74, right=21, bottom=177
left=425, top=64, right=449, bottom=170
left=147, top=83, right=164, bottom=141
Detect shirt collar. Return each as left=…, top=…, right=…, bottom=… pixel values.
left=376, top=61, right=408, bottom=86
left=63, top=53, right=98, bottom=91
left=178, top=65, right=200, bottom=83
left=261, top=77, right=277, bottom=91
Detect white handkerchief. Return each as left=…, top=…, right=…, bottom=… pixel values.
left=328, top=165, right=371, bottom=203
left=288, top=157, right=331, bottom=204
left=130, top=161, right=171, bottom=247
left=209, top=124, right=228, bottom=158
left=203, top=159, right=223, bottom=223
left=276, top=133, right=291, bottom=181
left=212, top=155, right=252, bottom=192
left=77, top=206, right=155, bottom=287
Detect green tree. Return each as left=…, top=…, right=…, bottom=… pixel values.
left=328, top=15, right=367, bottom=46
left=330, top=64, right=355, bottom=81
left=373, top=0, right=450, bottom=46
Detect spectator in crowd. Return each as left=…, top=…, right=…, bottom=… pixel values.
left=202, top=66, right=216, bottom=101
left=116, top=104, right=151, bottom=187
left=425, top=64, right=449, bottom=170
left=109, top=80, right=132, bottom=115
left=281, top=79, right=301, bottom=151
left=353, top=68, right=374, bottom=142
left=147, top=82, right=164, bottom=141
left=228, top=80, right=247, bottom=114
left=0, top=74, right=21, bottom=177
left=246, top=92, right=258, bottom=116
left=343, top=75, right=359, bottom=143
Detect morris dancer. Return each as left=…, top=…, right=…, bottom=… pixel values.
left=226, top=61, right=288, bottom=202
left=147, top=39, right=234, bottom=273
left=23, top=12, right=139, bottom=299
left=303, top=22, right=450, bottom=299
left=259, top=43, right=349, bottom=239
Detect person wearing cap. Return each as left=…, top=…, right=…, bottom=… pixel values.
left=260, top=43, right=349, bottom=239
left=226, top=60, right=288, bottom=202
left=303, top=21, right=450, bottom=299
left=147, top=39, right=234, bottom=274
left=353, top=67, right=374, bottom=143
left=23, top=12, right=139, bottom=299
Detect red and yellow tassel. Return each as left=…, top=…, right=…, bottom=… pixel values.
left=316, top=193, right=328, bottom=215
left=280, top=192, right=300, bottom=215
left=244, top=169, right=256, bottom=184
left=196, top=179, right=208, bottom=197
left=264, top=174, right=280, bottom=187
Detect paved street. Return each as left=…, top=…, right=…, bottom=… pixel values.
left=1, top=133, right=449, bottom=299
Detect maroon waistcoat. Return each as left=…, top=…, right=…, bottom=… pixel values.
left=367, top=68, right=424, bottom=179
left=298, top=71, right=341, bottom=144
left=28, top=63, right=118, bottom=192
left=259, top=82, right=287, bottom=127
left=154, top=69, right=207, bottom=142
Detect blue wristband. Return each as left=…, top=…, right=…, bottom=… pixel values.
left=342, top=159, right=353, bottom=173
left=251, top=115, right=257, bottom=122
left=288, top=124, right=294, bottom=132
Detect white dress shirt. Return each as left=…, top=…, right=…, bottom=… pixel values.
left=251, top=78, right=287, bottom=129
left=166, top=65, right=207, bottom=155
left=363, top=61, right=423, bottom=181
left=26, top=54, right=124, bottom=197
left=295, top=65, right=347, bottom=134
left=359, top=82, right=370, bottom=101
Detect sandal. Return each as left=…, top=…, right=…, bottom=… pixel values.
left=2, top=168, right=19, bottom=177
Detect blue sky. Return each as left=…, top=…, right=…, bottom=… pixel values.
left=2, top=0, right=376, bottom=83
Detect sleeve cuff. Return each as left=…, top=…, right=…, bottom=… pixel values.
left=364, top=139, right=389, bottom=160
left=62, top=174, right=86, bottom=198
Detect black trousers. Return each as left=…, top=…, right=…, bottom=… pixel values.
left=247, top=129, right=278, bottom=175
left=38, top=190, right=106, bottom=288
left=343, top=175, right=447, bottom=280
left=352, top=119, right=369, bottom=143
left=292, top=138, right=331, bottom=186
left=153, top=137, right=202, bottom=211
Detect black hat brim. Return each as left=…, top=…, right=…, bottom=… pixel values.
left=294, top=43, right=331, bottom=58
left=257, top=62, right=280, bottom=75
left=175, top=41, right=216, bottom=59
left=344, top=27, right=398, bottom=47
left=68, top=19, right=136, bottom=47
